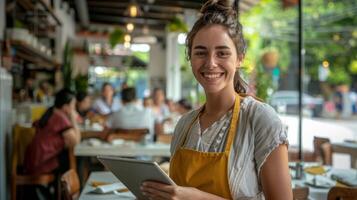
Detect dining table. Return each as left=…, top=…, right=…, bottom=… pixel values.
left=79, top=171, right=135, bottom=200
left=79, top=165, right=357, bottom=200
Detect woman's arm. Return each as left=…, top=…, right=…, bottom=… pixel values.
left=260, top=144, right=293, bottom=200
left=63, top=110, right=81, bottom=147
left=141, top=182, right=227, bottom=200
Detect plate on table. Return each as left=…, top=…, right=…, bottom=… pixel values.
left=305, top=175, right=336, bottom=188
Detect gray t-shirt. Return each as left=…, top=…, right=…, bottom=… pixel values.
left=170, top=96, right=288, bottom=200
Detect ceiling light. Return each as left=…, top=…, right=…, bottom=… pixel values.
left=129, top=4, right=138, bottom=17
left=124, top=34, right=131, bottom=42
left=126, top=23, right=134, bottom=32
left=124, top=41, right=131, bottom=48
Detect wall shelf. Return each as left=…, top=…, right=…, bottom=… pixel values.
left=10, top=40, right=61, bottom=69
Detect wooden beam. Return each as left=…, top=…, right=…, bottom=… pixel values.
left=88, top=8, right=175, bottom=20
left=90, top=14, right=169, bottom=25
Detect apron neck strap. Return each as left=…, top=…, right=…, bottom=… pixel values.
left=224, top=93, right=240, bottom=152
left=178, top=94, right=241, bottom=152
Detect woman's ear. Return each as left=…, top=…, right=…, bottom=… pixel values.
left=236, top=54, right=245, bottom=69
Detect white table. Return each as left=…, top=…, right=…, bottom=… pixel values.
left=75, top=141, right=171, bottom=157
left=292, top=168, right=357, bottom=200
left=79, top=171, right=135, bottom=200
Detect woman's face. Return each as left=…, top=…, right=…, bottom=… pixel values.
left=190, top=24, right=241, bottom=94
left=102, top=85, right=114, bottom=99
left=63, top=99, right=76, bottom=116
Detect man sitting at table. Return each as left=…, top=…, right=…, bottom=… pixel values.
left=106, top=87, right=155, bottom=143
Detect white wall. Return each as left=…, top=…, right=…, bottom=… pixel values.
left=148, top=43, right=166, bottom=90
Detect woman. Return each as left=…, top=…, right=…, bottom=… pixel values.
left=24, top=89, right=81, bottom=175
left=92, top=82, right=121, bottom=116
left=76, top=91, right=93, bottom=123
left=141, top=0, right=292, bottom=199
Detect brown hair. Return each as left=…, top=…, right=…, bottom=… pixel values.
left=186, top=0, right=248, bottom=93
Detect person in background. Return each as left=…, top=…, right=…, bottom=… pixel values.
left=151, top=88, right=170, bottom=123
left=24, top=77, right=35, bottom=101
left=143, top=96, right=153, bottom=108
left=24, top=89, right=81, bottom=199
left=106, top=87, right=155, bottom=142
left=92, top=82, right=121, bottom=116
left=141, top=0, right=292, bottom=199
left=176, top=98, right=193, bottom=115
left=35, top=80, right=53, bottom=104
left=76, top=92, right=93, bottom=124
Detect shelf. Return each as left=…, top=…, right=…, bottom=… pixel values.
left=10, top=40, right=61, bottom=69
left=15, top=0, right=62, bottom=26
left=37, top=0, right=62, bottom=26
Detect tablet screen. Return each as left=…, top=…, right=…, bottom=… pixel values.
left=98, top=156, right=175, bottom=199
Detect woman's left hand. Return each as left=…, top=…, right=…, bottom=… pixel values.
left=141, top=181, right=224, bottom=200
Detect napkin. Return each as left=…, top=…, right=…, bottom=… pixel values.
left=331, top=173, right=357, bottom=187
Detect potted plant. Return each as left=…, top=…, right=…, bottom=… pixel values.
left=167, top=17, right=188, bottom=33
left=109, top=28, right=125, bottom=48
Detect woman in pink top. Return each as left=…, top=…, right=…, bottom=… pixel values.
left=25, top=89, right=81, bottom=175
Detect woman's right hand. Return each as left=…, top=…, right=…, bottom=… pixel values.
left=141, top=181, right=227, bottom=200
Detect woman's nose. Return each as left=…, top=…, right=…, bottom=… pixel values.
left=206, top=54, right=218, bottom=68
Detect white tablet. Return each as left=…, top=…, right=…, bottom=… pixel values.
left=97, top=156, right=175, bottom=199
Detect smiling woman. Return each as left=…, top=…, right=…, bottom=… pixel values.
left=140, top=0, right=293, bottom=199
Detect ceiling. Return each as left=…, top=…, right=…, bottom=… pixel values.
left=66, top=0, right=261, bottom=33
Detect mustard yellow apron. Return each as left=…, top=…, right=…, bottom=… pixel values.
left=170, top=94, right=241, bottom=199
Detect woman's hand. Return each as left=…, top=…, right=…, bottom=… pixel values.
left=141, top=181, right=226, bottom=200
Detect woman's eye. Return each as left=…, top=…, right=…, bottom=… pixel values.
left=194, top=51, right=206, bottom=56
left=217, top=51, right=231, bottom=57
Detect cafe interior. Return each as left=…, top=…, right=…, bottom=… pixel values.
left=0, top=0, right=357, bottom=199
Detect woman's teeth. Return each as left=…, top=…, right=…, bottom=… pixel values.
left=202, top=73, right=224, bottom=79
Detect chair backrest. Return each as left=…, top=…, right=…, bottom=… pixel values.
left=313, top=136, right=330, bottom=163
left=327, top=186, right=357, bottom=200
left=321, top=142, right=332, bottom=165
left=61, top=169, right=80, bottom=200
left=293, top=187, right=309, bottom=200
left=12, top=125, right=36, bottom=174
left=107, top=128, right=149, bottom=142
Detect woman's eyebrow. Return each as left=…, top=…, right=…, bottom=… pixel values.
left=215, top=45, right=230, bottom=50
left=193, top=45, right=206, bottom=50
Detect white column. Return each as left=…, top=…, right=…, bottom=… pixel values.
left=148, top=43, right=166, bottom=90
left=166, top=33, right=181, bottom=100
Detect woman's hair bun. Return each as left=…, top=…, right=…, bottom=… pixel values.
left=200, top=0, right=237, bottom=16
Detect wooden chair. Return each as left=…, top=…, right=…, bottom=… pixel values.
left=313, top=136, right=330, bottom=164
left=327, top=186, right=357, bottom=200
left=107, top=128, right=149, bottom=142
left=157, top=134, right=173, bottom=144
left=293, top=187, right=309, bottom=200
left=60, top=169, right=80, bottom=200
left=321, top=142, right=333, bottom=165
left=11, top=125, right=55, bottom=200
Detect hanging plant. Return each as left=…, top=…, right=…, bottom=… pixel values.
left=62, top=41, right=75, bottom=90
left=167, top=17, right=188, bottom=33
left=109, top=28, right=125, bottom=48
left=261, top=48, right=279, bottom=69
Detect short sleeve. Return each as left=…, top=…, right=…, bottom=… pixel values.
left=51, top=112, right=73, bottom=135
left=252, top=102, right=288, bottom=177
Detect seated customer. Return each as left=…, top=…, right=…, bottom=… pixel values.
left=76, top=91, right=93, bottom=123
left=24, top=89, right=81, bottom=175
left=106, top=87, right=155, bottom=142
left=93, top=82, right=121, bottom=116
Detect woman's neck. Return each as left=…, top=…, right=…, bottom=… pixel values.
left=204, top=89, right=236, bottom=116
